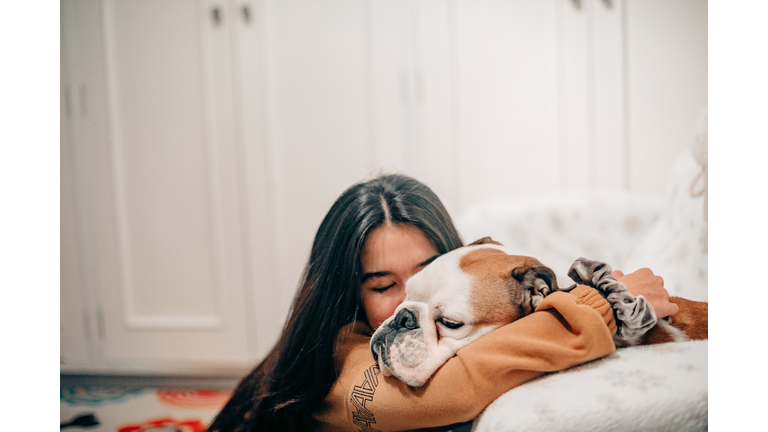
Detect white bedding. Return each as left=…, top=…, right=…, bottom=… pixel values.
left=472, top=341, right=708, bottom=432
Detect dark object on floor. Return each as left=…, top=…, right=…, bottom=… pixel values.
left=60, top=413, right=100, bottom=429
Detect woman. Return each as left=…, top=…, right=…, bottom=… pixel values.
left=207, top=173, right=675, bottom=432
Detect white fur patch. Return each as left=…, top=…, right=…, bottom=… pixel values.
left=656, top=319, right=691, bottom=343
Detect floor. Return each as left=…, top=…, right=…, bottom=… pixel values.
left=60, top=375, right=474, bottom=432
left=60, top=375, right=239, bottom=432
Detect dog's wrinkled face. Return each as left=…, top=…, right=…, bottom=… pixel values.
left=370, top=239, right=558, bottom=387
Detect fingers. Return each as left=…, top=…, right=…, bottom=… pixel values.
left=669, top=302, right=679, bottom=317
left=614, top=266, right=678, bottom=319
left=655, top=302, right=679, bottom=319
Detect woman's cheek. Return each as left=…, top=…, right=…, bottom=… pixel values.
left=364, top=289, right=404, bottom=330
left=382, top=287, right=406, bottom=322
left=394, top=284, right=407, bottom=305
left=363, top=293, right=388, bottom=330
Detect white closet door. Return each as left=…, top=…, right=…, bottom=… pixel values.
left=229, top=0, right=283, bottom=361
left=61, top=1, right=93, bottom=367
left=94, top=0, right=250, bottom=368
left=560, top=0, right=627, bottom=191
left=590, top=0, right=627, bottom=190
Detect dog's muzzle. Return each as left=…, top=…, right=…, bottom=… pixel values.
left=371, top=308, right=423, bottom=366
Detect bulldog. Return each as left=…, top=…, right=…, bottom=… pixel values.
left=369, top=237, right=708, bottom=387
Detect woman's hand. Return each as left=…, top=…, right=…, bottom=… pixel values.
left=613, top=268, right=679, bottom=319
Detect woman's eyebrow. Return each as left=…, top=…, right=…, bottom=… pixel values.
left=417, top=254, right=440, bottom=268
left=361, top=270, right=391, bottom=283
left=361, top=255, right=439, bottom=283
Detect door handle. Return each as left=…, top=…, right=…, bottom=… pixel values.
left=241, top=4, right=252, bottom=24
left=211, top=6, right=222, bottom=26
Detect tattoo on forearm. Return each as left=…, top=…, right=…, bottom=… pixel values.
left=351, top=365, right=381, bottom=432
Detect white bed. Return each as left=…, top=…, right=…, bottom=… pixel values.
left=474, top=341, right=707, bottom=432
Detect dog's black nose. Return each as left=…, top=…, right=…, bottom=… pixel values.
left=391, top=308, right=419, bottom=331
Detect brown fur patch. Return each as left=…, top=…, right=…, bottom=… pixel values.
left=640, top=296, right=708, bottom=345
left=667, top=296, right=708, bottom=340
left=459, top=247, right=541, bottom=326
left=640, top=323, right=676, bottom=345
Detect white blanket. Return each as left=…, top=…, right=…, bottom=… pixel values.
left=472, top=340, right=708, bottom=432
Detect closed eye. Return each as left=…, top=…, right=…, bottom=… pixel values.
left=372, top=283, right=396, bottom=293
left=439, top=318, right=464, bottom=330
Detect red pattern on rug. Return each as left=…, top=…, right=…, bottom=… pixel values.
left=156, top=389, right=232, bottom=410
left=117, top=416, right=207, bottom=432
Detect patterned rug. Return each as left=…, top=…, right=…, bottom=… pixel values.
left=60, top=386, right=232, bottom=432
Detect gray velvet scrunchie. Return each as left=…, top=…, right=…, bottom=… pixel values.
left=566, top=257, right=657, bottom=347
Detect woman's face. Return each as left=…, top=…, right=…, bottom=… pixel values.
left=360, top=223, right=439, bottom=330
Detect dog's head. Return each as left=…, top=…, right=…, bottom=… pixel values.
left=369, top=237, right=559, bottom=387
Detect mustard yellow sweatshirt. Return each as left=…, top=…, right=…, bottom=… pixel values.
left=312, top=286, right=617, bottom=432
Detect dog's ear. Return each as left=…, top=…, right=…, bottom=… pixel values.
left=469, top=236, right=503, bottom=246
left=511, top=265, right=559, bottom=310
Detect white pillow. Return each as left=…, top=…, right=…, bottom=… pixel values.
left=455, top=193, right=663, bottom=288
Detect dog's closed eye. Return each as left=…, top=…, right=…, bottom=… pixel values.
left=438, top=318, right=464, bottom=329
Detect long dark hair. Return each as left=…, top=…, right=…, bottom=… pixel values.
left=207, top=173, right=464, bottom=431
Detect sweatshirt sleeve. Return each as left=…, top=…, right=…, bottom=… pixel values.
left=313, top=286, right=616, bottom=432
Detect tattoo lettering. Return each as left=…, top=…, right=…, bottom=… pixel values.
left=350, top=365, right=381, bottom=432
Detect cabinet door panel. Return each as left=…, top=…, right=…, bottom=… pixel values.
left=97, top=0, right=249, bottom=365
left=61, top=1, right=93, bottom=367
left=558, top=0, right=591, bottom=190
left=590, top=0, right=627, bottom=190
left=229, top=0, right=280, bottom=362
